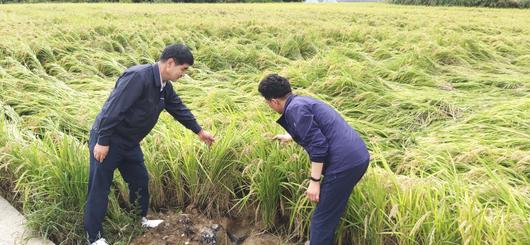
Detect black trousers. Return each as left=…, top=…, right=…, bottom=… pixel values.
left=310, top=160, right=369, bottom=245
left=84, top=131, right=149, bottom=243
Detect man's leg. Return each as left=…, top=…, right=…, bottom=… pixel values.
left=118, top=145, right=149, bottom=217
left=84, top=132, right=122, bottom=243
left=309, top=163, right=368, bottom=245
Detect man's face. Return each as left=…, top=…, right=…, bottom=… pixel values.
left=265, top=98, right=283, bottom=114
left=166, top=59, right=189, bottom=81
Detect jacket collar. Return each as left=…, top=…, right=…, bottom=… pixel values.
left=276, top=94, right=297, bottom=127
left=152, top=63, right=162, bottom=89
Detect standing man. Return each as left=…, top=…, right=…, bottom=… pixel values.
left=85, top=44, right=215, bottom=245
left=258, top=74, right=370, bottom=245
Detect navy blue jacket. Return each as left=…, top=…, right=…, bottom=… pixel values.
left=92, top=63, right=201, bottom=147
left=277, top=94, right=369, bottom=175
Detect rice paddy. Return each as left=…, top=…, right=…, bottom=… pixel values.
left=0, top=3, right=528, bottom=244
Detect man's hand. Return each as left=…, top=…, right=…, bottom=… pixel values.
left=93, top=143, right=109, bottom=163
left=305, top=181, right=320, bottom=203
left=198, top=130, right=215, bottom=146
left=273, top=134, right=292, bottom=144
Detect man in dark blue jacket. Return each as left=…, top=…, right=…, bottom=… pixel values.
left=85, top=44, right=215, bottom=245
left=258, top=74, right=370, bottom=245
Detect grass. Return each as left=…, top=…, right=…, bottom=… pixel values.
left=0, top=2, right=529, bottom=244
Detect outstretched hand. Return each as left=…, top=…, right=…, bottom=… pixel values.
left=273, top=134, right=293, bottom=144
left=198, top=130, right=216, bottom=146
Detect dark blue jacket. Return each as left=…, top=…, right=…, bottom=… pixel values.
left=92, top=63, right=201, bottom=148
left=277, top=94, right=369, bottom=175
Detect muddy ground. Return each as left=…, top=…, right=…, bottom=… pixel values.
left=131, top=205, right=301, bottom=245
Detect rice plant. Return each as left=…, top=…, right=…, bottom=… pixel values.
left=0, top=3, right=528, bottom=244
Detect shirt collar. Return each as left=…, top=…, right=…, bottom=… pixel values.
left=157, top=62, right=167, bottom=91
left=283, top=93, right=296, bottom=110
left=275, top=93, right=296, bottom=126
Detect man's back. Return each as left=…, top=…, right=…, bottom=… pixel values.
left=282, top=95, right=370, bottom=175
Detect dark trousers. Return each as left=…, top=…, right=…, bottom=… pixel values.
left=310, top=160, right=369, bottom=245
left=84, top=131, right=149, bottom=243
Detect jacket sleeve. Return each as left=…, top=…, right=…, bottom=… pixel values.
left=164, top=84, right=202, bottom=134
left=97, top=71, right=144, bottom=146
left=288, top=104, right=329, bottom=163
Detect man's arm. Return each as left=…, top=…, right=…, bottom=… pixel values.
left=94, top=71, right=144, bottom=162
left=289, top=105, right=329, bottom=164
left=164, top=84, right=202, bottom=133
left=164, top=85, right=215, bottom=145
left=97, top=72, right=144, bottom=146
left=288, top=104, right=328, bottom=203
left=306, top=162, right=323, bottom=202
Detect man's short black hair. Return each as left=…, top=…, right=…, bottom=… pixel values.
left=160, top=44, right=194, bottom=66
left=258, top=74, right=292, bottom=100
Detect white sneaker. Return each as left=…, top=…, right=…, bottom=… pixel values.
left=141, top=217, right=164, bottom=228
left=91, top=238, right=109, bottom=245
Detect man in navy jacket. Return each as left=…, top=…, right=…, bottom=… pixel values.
left=85, top=44, right=215, bottom=245
left=258, top=74, right=370, bottom=245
